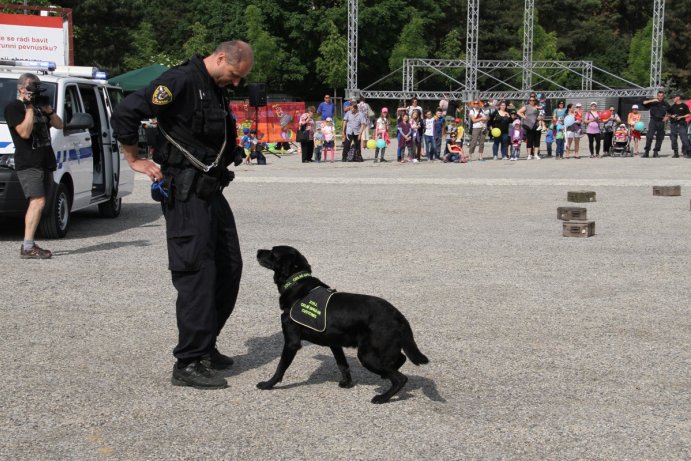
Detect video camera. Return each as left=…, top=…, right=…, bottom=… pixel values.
left=25, top=80, right=50, bottom=107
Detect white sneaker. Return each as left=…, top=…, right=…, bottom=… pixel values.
left=535, top=154, right=541, bottom=160
left=527, top=155, right=533, bottom=160
left=510, top=157, right=516, bottom=161
left=412, top=159, right=419, bottom=163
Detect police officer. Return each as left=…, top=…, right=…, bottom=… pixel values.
left=667, top=93, right=690, bottom=158
left=642, top=90, right=670, bottom=158
left=111, top=40, right=254, bottom=389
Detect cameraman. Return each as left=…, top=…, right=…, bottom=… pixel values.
left=3, top=73, right=63, bottom=259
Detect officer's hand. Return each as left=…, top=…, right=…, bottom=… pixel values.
left=220, top=169, right=234, bottom=187
left=129, top=158, right=162, bottom=182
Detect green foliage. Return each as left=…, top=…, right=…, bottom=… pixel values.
left=244, top=4, right=306, bottom=88
left=624, top=19, right=653, bottom=86
left=315, top=21, right=347, bottom=91
left=182, top=22, right=215, bottom=58
left=389, top=17, right=429, bottom=72
left=24, top=0, right=688, bottom=95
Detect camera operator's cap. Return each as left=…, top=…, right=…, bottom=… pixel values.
left=632, top=104, right=639, bottom=109
left=590, top=101, right=598, bottom=106
left=243, top=127, right=249, bottom=134
left=326, top=117, right=332, bottom=121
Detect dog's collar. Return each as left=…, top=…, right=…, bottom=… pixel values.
left=281, top=271, right=312, bottom=291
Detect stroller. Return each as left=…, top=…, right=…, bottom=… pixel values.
left=611, top=124, right=631, bottom=157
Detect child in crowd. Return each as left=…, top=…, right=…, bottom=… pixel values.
left=241, top=127, right=252, bottom=163
left=455, top=118, right=465, bottom=148
left=409, top=111, right=421, bottom=162
left=312, top=121, right=324, bottom=162
left=627, top=104, right=641, bottom=155
left=555, top=117, right=565, bottom=159
left=249, top=130, right=267, bottom=165
left=397, top=113, right=413, bottom=162
left=423, top=110, right=436, bottom=161
left=321, top=117, right=335, bottom=162
left=544, top=121, right=554, bottom=157
left=374, top=107, right=391, bottom=162
left=509, top=119, right=523, bottom=160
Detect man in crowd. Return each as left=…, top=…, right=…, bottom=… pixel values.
left=316, top=94, right=334, bottom=121
left=342, top=98, right=366, bottom=162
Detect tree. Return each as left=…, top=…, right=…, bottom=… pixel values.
left=182, top=22, right=215, bottom=58
left=389, top=17, right=429, bottom=75
left=244, top=4, right=306, bottom=89
left=624, top=19, right=653, bottom=86
left=315, top=21, right=347, bottom=94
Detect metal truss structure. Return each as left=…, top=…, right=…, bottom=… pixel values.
left=650, top=0, right=665, bottom=89
left=345, top=0, right=664, bottom=101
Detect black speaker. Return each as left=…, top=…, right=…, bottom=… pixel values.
left=447, top=100, right=457, bottom=116
left=248, top=82, right=267, bottom=107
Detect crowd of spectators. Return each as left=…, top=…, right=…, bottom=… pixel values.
left=287, top=91, right=690, bottom=164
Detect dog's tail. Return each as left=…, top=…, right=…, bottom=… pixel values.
left=402, top=320, right=429, bottom=365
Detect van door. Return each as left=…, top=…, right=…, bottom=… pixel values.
left=77, top=83, right=111, bottom=201
left=61, top=84, right=93, bottom=209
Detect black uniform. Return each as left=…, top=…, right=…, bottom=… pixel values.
left=111, top=55, right=242, bottom=365
left=643, top=99, right=670, bottom=156
left=667, top=102, right=690, bottom=157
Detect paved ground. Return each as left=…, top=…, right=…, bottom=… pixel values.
left=1, top=142, right=690, bottom=460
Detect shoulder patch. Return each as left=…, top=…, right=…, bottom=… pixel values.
left=152, top=85, right=173, bottom=105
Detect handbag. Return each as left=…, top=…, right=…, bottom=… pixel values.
left=296, top=124, right=310, bottom=142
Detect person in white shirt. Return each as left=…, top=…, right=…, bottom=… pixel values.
left=467, top=101, right=488, bottom=161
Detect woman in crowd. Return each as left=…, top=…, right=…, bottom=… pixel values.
left=490, top=100, right=512, bottom=160
left=552, top=100, right=567, bottom=125
left=583, top=101, right=602, bottom=158
left=517, top=95, right=541, bottom=159
left=602, top=105, right=621, bottom=156
left=298, top=106, right=316, bottom=163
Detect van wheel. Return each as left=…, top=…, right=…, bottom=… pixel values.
left=98, top=193, right=121, bottom=218
left=39, top=182, right=71, bottom=239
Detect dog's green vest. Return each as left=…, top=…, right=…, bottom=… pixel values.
left=290, top=286, right=337, bottom=332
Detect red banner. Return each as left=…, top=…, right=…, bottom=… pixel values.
left=230, top=101, right=305, bottom=143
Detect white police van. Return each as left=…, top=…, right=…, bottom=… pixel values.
left=0, top=61, right=134, bottom=238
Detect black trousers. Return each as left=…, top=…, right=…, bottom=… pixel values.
left=342, top=134, right=361, bottom=161
left=603, top=131, right=613, bottom=154
left=163, top=191, right=242, bottom=363
left=644, top=118, right=665, bottom=154
left=300, top=140, right=314, bottom=162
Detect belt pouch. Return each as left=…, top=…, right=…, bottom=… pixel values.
left=196, top=173, right=219, bottom=199
left=174, top=168, right=197, bottom=202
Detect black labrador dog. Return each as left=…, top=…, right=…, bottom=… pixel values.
left=256, top=246, right=429, bottom=404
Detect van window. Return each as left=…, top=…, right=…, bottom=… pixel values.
left=63, top=85, right=82, bottom=126
left=78, top=84, right=101, bottom=126
left=107, top=87, right=124, bottom=108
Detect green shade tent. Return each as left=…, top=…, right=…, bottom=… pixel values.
left=108, top=64, right=169, bottom=92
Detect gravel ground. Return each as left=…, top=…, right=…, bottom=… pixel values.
left=1, top=144, right=690, bottom=460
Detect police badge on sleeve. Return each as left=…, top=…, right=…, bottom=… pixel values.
left=152, top=85, right=173, bottom=105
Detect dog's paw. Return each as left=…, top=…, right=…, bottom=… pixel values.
left=371, top=394, right=390, bottom=404
left=256, top=381, right=274, bottom=390
left=338, top=379, right=354, bottom=389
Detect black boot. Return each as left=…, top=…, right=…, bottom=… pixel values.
left=672, top=151, right=679, bottom=158
left=171, top=361, right=227, bottom=389
left=653, top=151, right=659, bottom=158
